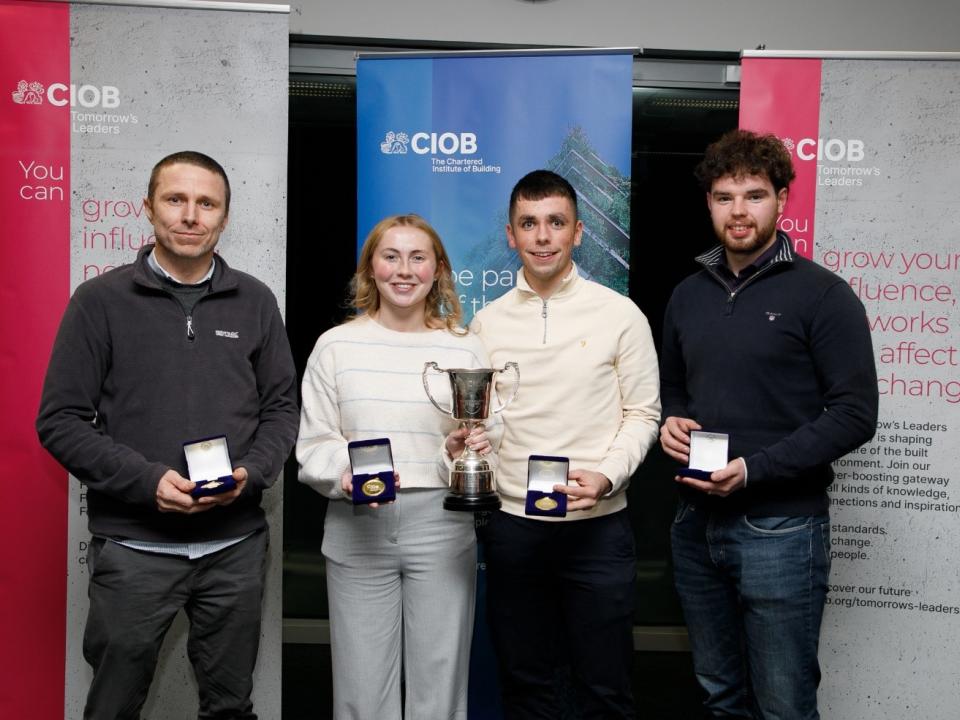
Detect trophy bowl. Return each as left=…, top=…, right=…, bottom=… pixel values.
left=422, top=362, right=519, bottom=511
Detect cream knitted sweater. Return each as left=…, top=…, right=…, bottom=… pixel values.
left=473, top=265, right=661, bottom=519
left=297, top=316, right=499, bottom=498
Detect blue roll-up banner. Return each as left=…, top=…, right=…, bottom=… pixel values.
left=358, top=50, right=634, bottom=322
left=357, top=49, right=634, bottom=717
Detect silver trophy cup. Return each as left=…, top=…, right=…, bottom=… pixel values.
left=422, top=361, right=519, bottom=511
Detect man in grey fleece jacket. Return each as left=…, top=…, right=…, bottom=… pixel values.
left=37, top=151, right=298, bottom=720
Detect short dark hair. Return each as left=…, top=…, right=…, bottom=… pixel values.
left=694, top=129, right=796, bottom=194
left=147, top=151, right=231, bottom=212
left=509, top=170, right=578, bottom=222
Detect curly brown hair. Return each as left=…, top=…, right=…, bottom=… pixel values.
left=695, top=129, right=796, bottom=194
left=350, top=214, right=465, bottom=334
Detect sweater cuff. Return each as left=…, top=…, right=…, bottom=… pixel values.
left=235, top=460, right=264, bottom=492
left=332, top=449, right=352, bottom=500
left=743, top=451, right=769, bottom=484
left=595, top=461, right=624, bottom=495
left=307, top=448, right=350, bottom=501
left=440, top=436, right=455, bottom=468
left=437, top=437, right=454, bottom=485
left=142, top=462, right=173, bottom=507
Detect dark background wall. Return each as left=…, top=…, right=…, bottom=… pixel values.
left=281, top=68, right=739, bottom=718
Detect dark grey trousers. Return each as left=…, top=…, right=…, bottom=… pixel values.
left=83, top=530, right=268, bottom=720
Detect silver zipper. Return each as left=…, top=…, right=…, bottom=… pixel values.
left=541, top=300, right=548, bottom=344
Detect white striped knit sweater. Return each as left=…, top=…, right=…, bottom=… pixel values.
left=297, top=316, right=500, bottom=498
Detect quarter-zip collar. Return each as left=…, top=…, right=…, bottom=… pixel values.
left=514, top=263, right=583, bottom=344
left=695, top=232, right=795, bottom=316
left=696, top=230, right=794, bottom=272
left=514, top=262, right=582, bottom=301
left=133, top=245, right=239, bottom=342
left=147, top=246, right=215, bottom=285
left=696, top=231, right=794, bottom=293
left=132, top=244, right=239, bottom=295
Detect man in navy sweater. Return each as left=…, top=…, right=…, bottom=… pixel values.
left=659, top=130, right=878, bottom=719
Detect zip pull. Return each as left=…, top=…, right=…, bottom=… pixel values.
left=541, top=300, right=548, bottom=344
left=186, top=315, right=195, bottom=340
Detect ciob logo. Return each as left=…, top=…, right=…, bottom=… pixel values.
left=380, top=130, right=477, bottom=156
left=12, top=79, right=121, bottom=108
left=781, top=136, right=865, bottom=162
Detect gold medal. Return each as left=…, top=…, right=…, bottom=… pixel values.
left=362, top=478, right=386, bottom=497
left=534, top=496, right=558, bottom=511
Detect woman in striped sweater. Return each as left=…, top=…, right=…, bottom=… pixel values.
left=297, top=214, right=498, bottom=720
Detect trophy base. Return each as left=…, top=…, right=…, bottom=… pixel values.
left=443, top=491, right=502, bottom=512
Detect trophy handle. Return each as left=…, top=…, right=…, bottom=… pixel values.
left=422, top=361, right=454, bottom=416
left=491, top=361, right=520, bottom=414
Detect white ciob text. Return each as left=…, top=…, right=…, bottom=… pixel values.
left=411, top=132, right=477, bottom=155
left=47, top=83, right=120, bottom=109
left=796, top=138, right=864, bottom=162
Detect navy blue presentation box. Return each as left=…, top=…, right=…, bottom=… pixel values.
left=525, top=455, right=569, bottom=517
left=184, top=435, right=237, bottom=498
left=348, top=438, right=396, bottom=505
left=678, top=430, right=729, bottom=480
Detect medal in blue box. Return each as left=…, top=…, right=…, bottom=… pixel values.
left=525, top=455, right=569, bottom=517
left=348, top=438, right=396, bottom=505
left=184, top=435, right=237, bottom=498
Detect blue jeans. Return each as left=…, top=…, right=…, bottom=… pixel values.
left=671, top=501, right=831, bottom=719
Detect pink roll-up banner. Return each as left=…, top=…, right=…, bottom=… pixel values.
left=739, top=57, right=821, bottom=258
left=1, top=1, right=289, bottom=718
left=741, top=52, right=960, bottom=719
left=1, top=3, right=71, bottom=718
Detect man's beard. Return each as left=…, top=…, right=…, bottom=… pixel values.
left=719, top=218, right=777, bottom=255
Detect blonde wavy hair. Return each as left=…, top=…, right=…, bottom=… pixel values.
left=350, top=214, right=465, bottom=334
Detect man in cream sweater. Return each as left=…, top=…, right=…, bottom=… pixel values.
left=473, top=170, right=661, bottom=719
